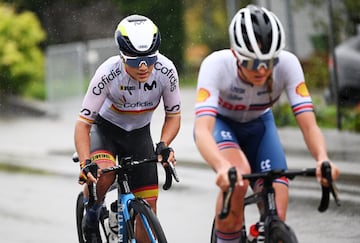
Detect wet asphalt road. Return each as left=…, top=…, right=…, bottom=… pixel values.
left=0, top=161, right=359, bottom=243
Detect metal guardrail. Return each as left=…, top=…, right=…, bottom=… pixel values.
left=45, top=38, right=118, bottom=102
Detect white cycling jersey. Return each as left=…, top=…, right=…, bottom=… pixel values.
left=78, top=53, right=181, bottom=131
left=195, top=49, right=313, bottom=123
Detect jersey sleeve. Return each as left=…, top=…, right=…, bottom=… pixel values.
left=77, top=63, right=111, bottom=124
left=276, top=52, right=314, bottom=116
left=194, top=52, right=222, bottom=118
left=161, top=61, right=181, bottom=117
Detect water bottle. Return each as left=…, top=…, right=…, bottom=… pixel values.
left=108, top=200, right=118, bottom=235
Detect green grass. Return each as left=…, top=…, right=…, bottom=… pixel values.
left=273, top=95, right=360, bottom=132
left=0, top=162, right=51, bottom=175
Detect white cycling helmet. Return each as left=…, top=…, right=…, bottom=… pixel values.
left=114, top=14, right=161, bottom=56
left=229, top=5, right=285, bottom=60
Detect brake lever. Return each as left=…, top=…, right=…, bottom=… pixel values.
left=329, top=179, right=341, bottom=207
left=168, top=161, right=180, bottom=182
left=218, top=167, right=237, bottom=219
left=162, top=161, right=180, bottom=190
left=318, top=161, right=340, bottom=212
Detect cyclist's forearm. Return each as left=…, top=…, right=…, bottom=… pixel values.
left=296, top=113, right=329, bottom=162
left=303, top=126, right=329, bottom=162
left=74, top=120, right=92, bottom=162
left=159, top=115, right=180, bottom=146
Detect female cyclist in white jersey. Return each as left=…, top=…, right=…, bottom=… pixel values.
left=74, top=15, right=181, bottom=243
left=193, top=5, right=339, bottom=243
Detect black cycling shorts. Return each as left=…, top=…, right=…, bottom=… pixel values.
left=90, top=115, right=158, bottom=199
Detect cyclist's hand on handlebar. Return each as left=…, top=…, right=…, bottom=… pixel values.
left=216, top=166, right=244, bottom=192
left=316, top=160, right=339, bottom=187
left=155, top=141, right=176, bottom=166
left=78, top=159, right=99, bottom=185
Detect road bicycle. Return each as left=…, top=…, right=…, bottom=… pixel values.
left=210, top=161, right=340, bottom=243
left=74, top=154, right=179, bottom=243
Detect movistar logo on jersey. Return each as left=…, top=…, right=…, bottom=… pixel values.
left=93, top=68, right=121, bottom=95
left=144, top=80, right=157, bottom=91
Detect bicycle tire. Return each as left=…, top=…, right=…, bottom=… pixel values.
left=76, top=191, right=87, bottom=243
left=268, top=221, right=298, bottom=243
left=127, top=198, right=167, bottom=243
left=210, top=219, right=216, bottom=243
left=75, top=191, right=110, bottom=243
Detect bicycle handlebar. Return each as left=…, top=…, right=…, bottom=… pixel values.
left=72, top=154, right=179, bottom=207
left=219, top=161, right=340, bottom=219
left=101, top=156, right=180, bottom=190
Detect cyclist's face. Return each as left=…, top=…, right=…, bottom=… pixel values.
left=125, top=63, right=154, bottom=82
left=232, top=49, right=276, bottom=86
left=238, top=65, right=273, bottom=86
left=121, top=51, right=157, bottom=82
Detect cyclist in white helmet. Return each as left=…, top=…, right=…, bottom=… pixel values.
left=74, top=14, right=181, bottom=242
left=194, top=5, right=339, bottom=243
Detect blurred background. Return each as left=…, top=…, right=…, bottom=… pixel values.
left=1, top=0, right=360, bottom=131
left=1, top=2, right=359, bottom=242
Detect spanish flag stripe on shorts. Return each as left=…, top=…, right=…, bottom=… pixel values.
left=133, top=184, right=159, bottom=200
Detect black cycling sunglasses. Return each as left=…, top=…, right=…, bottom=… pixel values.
left=240, top=57, right=279, bottom=71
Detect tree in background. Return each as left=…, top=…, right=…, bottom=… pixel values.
left=4, top=0, right=186, bottom=72
left=0, top=3, right=46, bottom=98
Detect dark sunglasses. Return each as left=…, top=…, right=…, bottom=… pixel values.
left=240, top=57, right=279, bottom=71
left=120, top=51, right=158, bottom=68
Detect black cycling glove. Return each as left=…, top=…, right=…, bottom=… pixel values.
left=79, top=159, right=98, bottom=183
left=155, top=141, right=174, bottom=162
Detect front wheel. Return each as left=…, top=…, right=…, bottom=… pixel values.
left=75, top=191, right=110, bottom=243
left=268, top=221, right=298, bottom=243
left=127, top=198, right=167, bottom=243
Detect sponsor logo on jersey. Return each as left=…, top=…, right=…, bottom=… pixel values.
left=196, top=88, right=210, bottom=102
left=144, top=80, right=157, bottom=91
left=296, top=82, right=310, bottom=97
left=257, top=89, right=270, bottom=95
left=230, top=86, right=245, bottom=94
left=120, top=85, right=136, bottom=91
left=93, top=68, right=121, bottom=95
left=122, top=101, right=154, bottom=108
left=80, top=108, right=91, bottom=116
left=165, top=104, right=181, bottom=112
left=227, top=94, right=243, bottom=101
left=154, top=62, right=177, bottom=92
left=79, top=108, right=97, bottom=123
left=218, top=97, right=246, bottom=110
